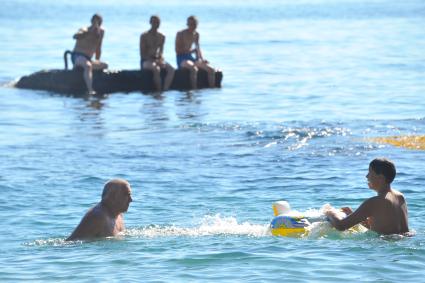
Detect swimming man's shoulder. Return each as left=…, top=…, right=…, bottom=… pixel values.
left=84, top=204, right=108, bottom=222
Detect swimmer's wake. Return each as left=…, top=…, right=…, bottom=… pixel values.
left=125, top=207, right=367, bottom=239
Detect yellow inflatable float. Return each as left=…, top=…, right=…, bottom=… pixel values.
left=270, top=201, right=309, bottom=236
left=270, top=201, right=368, bottom=237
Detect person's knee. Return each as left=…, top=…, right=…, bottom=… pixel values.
left=84, top=61, right=93, bottom=71
left=167, top=65, right=175, bottom=74
left=182, top=60, right=195, bottom=69
left=166, top=64, right=175, bottom=71
left=207, top=66, right=215, bottom=73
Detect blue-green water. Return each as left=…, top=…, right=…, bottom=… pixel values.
left=1, top=0, right=425, bottom=281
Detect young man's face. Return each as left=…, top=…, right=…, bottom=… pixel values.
left=187, top=18, right=197, bottom=31
left=366, top=167, right=386, bottom=190
left=150, top=17, right=160, bottom=29
left=92, top=17, right=101, bottom=28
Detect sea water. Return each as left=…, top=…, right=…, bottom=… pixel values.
left=1, top=0, right=425, bottom=281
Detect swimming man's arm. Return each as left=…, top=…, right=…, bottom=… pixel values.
left=326, top=198, right=374, bottom=231
left=66, top=211, right=105, bottom=241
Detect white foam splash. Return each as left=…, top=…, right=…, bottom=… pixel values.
left=25, top=238, right=73, bottom=247
left=303, top=204, right=368, bottom=238
left=25, top=207, right=372, bottom=246
left=125, top=214, right=271, bottom=238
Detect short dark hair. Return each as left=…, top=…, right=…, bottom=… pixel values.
left=150, top=15, right=160, bottom=22
left=369, top=158, right=396, bottom=183
left=91, top=13, right=103, bottom=25
left=187, top=15, right=198, bottom=24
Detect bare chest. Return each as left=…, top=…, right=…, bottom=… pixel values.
left=181, top=31, right=196, bottom=46
left=145, top=34, right=162, bottom=48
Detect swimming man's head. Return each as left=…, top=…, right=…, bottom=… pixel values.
left=102, top=178, right=133, bottom=213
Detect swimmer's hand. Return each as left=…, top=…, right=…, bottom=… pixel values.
left=340, top=207, right=353, bottom=215
left=322, top=204, right=337, bottom=215
left=323, top=204, right=345, bottom=221
left=324, top=209, right=339, bottom=219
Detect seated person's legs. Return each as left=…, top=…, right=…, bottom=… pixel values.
left=143, top=60, right=162, bottom=91
left=180, top=60, right=198, bottom=89
left=195, top=60, right=216, bottom=87
left=162, top=62, right=175, bottom=91
left=74, top=55, right=95, bottom=94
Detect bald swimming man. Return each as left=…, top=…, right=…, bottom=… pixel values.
left=66, top=179, right=133, bottom=241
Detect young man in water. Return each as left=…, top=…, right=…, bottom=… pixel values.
left=71, top=13, right=108, bottom=95
left=66, top=179, right=133, bottom=241
left=325, top=158, right=409, bottom=235
left=140, top=15, right=175, bottom=92
left=175, top=15, right=216, bottom=89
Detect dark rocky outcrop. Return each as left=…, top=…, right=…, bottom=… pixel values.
left=15, top=68, right=223, bottom=95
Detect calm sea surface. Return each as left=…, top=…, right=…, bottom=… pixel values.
left=1, top=0, right=425, bottom=281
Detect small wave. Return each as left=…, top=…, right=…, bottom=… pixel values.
left=1, top=78, right=19, bottom=87
left=246, top=125, right=351, bottom=151
left=25, top=210, right=388, bottom=246
left=24, top=238, right=71, bottom=247
left=125, top=214, right=270, bottom=238
left=125, top=211, right=369, bottom=240
left=379, top=230, right=416, bottom=241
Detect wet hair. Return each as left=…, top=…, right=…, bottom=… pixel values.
left=369, top=158, right=396, bottom=184
left=91, top=13, right=103, bottom=25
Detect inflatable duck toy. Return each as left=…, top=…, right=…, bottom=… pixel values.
left=270, top=201, right=310, bottom=236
